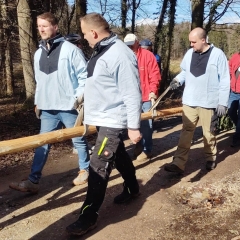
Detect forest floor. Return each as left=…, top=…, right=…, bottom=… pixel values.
left=1, top=97, right=240, bottom=240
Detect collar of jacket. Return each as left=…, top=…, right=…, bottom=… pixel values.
left=39, top=33, right=64, bottom=49
left=92, top=32, right=116, bottom=56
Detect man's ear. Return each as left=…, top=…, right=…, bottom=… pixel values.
left=54, top=24, right=58, bottom=32
left=91, top=30, right=98, bottom=39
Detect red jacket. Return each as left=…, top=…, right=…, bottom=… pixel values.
left=136, top=48, right=161, bottom=102
left=229, top=52, right=240, bottom=93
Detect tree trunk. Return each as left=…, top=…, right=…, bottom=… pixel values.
left=17, top=0, right=36, bottom=100
left=154, top=0, right=169, bottom=54
left=121, top=0, right=127, bottom=36
left=0, top=2, right=6, bottom=95
left=1, top=0, right=13, bottom=96
left=131, top=0, right=136, bottom=33
left=5, top=41, right=14, bottom=96
left=191, top=0, right=205, bottom=29
left=75, top=0, right=92, bottom=58
left=160, top=0, right=177, bottom=92
left=75, top=0, right=87, bottom=34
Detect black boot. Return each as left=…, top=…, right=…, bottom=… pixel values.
left=114, top=182, right=139, bottom=204
left=66, top=205, right=98, bottom=236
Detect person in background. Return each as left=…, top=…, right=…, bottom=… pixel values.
left=140, top=39, right=162, bottom=73
left=227, top=51, right=240, bottom=147
left=124, top=33, right=161, bottom=161
left=9, top=12, right=90, bottom=193
left=164, top=27, right=230, bottom=174
left=64, top=33, right=94, bottom=155
left=66, top=13, right=142, bottom=236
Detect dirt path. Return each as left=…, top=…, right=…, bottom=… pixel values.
left=1, top=117, right=240, bottom=240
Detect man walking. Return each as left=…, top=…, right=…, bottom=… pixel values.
left=164, top=27, right=230, bottom=173
left=66, top=12, right=142, bottom=236
left=140, top=39, right=162, bottom=73
left=124, top=34, right=161, bottom=161
left=9, top=12, right=90, bottom=192
left=228, top=51, right=240, bottom=147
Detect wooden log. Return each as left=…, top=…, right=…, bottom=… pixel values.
left=0, top=107, right=182, bottom=156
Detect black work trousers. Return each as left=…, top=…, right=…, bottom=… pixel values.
left=81, top=126, right=138, bottom=214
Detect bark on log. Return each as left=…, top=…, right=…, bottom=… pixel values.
left=0, top=107, right=182, bottom=155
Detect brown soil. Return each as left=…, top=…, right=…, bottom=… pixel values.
left=1, top=99, right=240, bottom=240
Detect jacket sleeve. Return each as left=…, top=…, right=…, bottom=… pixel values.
left=117, top=55, right=142, bottom=129
left=147, top=53, right=161, bottom=96
left=217, top=51, right=230, bottom=107
left=175, top=51, right=189, bottom=85
left=34, top=50, right=40, bottom=105
left=228, top=54, right=234, bottom=80
left=72, top=48, right=88, bottom=99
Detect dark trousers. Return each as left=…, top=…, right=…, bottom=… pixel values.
left=228, top=91, right=240, bottom=138
left=81, top=126, right=138, bottom=214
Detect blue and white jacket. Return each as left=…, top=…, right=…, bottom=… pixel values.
left=84, top=33, right=142, bottom=129
left=34, top=34, right=87, bottom=110
left=176, top=44, right=230, bottom=108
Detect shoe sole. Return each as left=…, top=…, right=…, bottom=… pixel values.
left=9, top=184, right=38, bottom=194
left=66, top=223, right=97, bottom=236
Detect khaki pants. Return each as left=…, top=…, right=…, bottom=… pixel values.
left=172, top=105, right=217, bottom=170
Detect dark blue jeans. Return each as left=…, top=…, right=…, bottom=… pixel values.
left=29, top=110, right=90, bottom=183
left=228, top=91, right=240, bottom=138
left=140, top=101, right=153, bottom=153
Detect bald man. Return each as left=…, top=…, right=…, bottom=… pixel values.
left=164, top=27, right=230, bottom=173
left=66, top=13, right=142, bottom=236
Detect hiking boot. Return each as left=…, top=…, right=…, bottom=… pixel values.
left=114, top=184, right=140, bottom=204
left=164, top=163, right=184, bottom=174
left=66, top=208, right=98, bottom=236
left=231, top=137, right=240, bottom=148
left=136, top=151, right=152, bottom=161
left=206, top=161, right=216, bottom=171
left=9, top=179, right=39, bottom=193
left=72, top=170, right=89, bottom=186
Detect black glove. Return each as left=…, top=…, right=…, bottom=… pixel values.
left=210, top=111, right=218, bottom=134
left=216, top=104, right=227, bottom=117
left=170, top=78, right=180, bottom=90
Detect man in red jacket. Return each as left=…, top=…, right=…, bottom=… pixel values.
left=124, top=33, right=161, bottom=160
left=228, top=51, right=240, bottom=147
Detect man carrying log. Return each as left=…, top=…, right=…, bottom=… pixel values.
left=9, top=12, right=90, bottom=193
left=164, top=27, right=230, bottom=174
left=66, top=12, right=142, bottom=236
left=124, top=34, right=161, bottom=161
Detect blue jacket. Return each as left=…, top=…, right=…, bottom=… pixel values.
left=34, top=35, right=87, bottom=110
left=176, top=44, right=230, bottom=108
left=84, top=34, right=142, bottom=129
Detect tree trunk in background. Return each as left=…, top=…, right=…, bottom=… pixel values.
left=75, top=0, right=87, bottom=34
left=191, top=0, right=205, bottom=29
left=5, top=41, right=14, bottom=96
left=154, top=0, right=168, bottom=54
left=17, top=0, right=36, bottom=100
left=131, top=0, right=136, bottom=33
left=121, top=0, right=127, bottom=36
left=160, top=0, right=177, bottom=92
left=0, top=1, right=5, bottom=95
left=75, top=0, right=92, bottom=59
left=2, top=0, right=14, bottom=96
